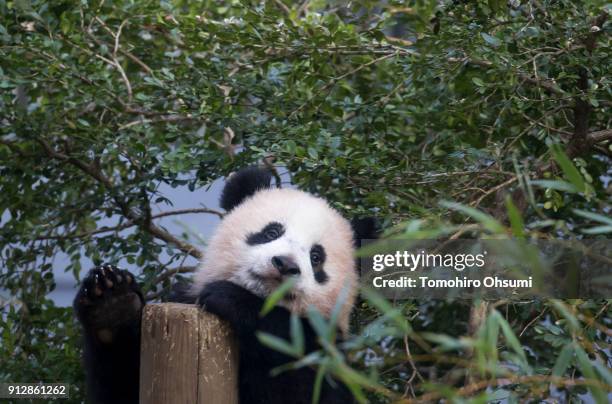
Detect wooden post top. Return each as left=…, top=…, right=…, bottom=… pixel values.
left=139, top=303, right=239, bottom=404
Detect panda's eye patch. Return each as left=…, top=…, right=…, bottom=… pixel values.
left=310, top=244, right=326, bottom=267
left=246, top=222, right=285, bottom=245
left=311, top=244, right=328, bottom=284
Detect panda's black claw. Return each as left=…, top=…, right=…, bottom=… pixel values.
left=74, top=264, right=143, bottom=335
left=79, top=265, right=124, bottom=301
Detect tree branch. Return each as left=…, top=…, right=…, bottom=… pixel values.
left=566, top=12, right=608, bottom=157
left=36, top=139, right=204, bottom=259
left=0, top=139, right=29, bottom=157
left=567, top=69, right=591, bottom=158
left=35, top=221, right=135, bottom=240
left=118, top=114, right=202, bottom=130
left=92, top=16, right=152, bottom=74
left=152, top=207, right=224, bottom=219
left=35, top=208, right=222, bottom=241
left=289, top=51, right=399, bottom=117
left=272, top=0, right=290, bottom=16
left=151, top=265, right=197, bottom=286
left=588, top=129, right=612, bottom=143
left=448, top=57, right=565, bottom=96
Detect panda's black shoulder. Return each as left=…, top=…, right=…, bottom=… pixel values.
left=168, top=280, right=197, bottom=303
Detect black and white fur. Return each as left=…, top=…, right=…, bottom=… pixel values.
left=73, top=167, right=377, bottom=404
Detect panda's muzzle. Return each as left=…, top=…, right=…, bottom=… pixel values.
left=271, top=255, right=300, bottom=276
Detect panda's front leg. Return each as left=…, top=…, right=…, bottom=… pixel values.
left=198, top=281, right=319, bottom=362
left=198, top=280, right=263, bottom=338
left=198, top=281, right=352, bottom=404
left=73, top=265, right=143, bottom=404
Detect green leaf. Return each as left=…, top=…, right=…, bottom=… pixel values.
left=549, top=144, right=585, bottom=192
left=472, top=77, right=485, bottom=87
left=60, top=14, right=72, bottom=34
left=260, top=278, right=297, bottom=316
left=551, top=343, right=574, bottom=377
left=481, top=32, right=501, bottom=47
left=421, top=332, right=473, bottom=351
left=574, top=344, right=608, bottom=403
left=311, top=360, right=329, bottom=404
left=505, top=196, right=525, bottom=238
left=440, top=201, right=506, bottom=233
left=307, top=307, right=332, bottom=338
left=549, top=300, right=580, bottom=333
left=483, top=311, right=500, bottom=361
left=592, top=360, right=612, bottom=385
left=572, top=209, right=612, bottom=226
left=580, top=225, right=612, bottom=234
left=492, top=310, right=532, bottom=373
left=361, top=288, right=410, bottom=332
left=257, top=331, right=300, bottom=358
left=529, top=180, right=578, bottom=193
left=290, top=313, right=304, bottom=357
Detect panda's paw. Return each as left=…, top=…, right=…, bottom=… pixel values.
left=74, top=264, right=143, bottom=335
left=198, top=281, right=262, bottom=333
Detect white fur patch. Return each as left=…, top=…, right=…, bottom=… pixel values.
left=192, top=188, right=357, bottom=333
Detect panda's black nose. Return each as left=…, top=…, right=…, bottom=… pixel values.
left=271, top=256, right=300, bottom=276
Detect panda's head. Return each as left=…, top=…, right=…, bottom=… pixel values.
left=192, top=167, right=361, bottom=333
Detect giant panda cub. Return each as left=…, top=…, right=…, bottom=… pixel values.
left=74, top=166, right=376, bottom=404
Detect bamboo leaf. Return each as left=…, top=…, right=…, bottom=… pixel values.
left=260, top=278, right=297, bottom=316
left=573, top=209, right=612, bottom=226
left=529, top=179, right=578, bottom=193
left=574, top=344, right=607, bottom=403
left=549, top=144, right=585, bottom=192
left=492, top=310, right=532, bottom=373
left=290, top=313, right=304, bottom=357
left=440, top=200, right=506, bottom=233
left=551, top=343, right=574, bottom=377
left=505, top=196, right=525, bottom=238
left=257, top=332, right=300, bottom=358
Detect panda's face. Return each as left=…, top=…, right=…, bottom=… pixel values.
left=236, top=212, right=335, bottom=298
left=193, top=188, right=357, bottom=333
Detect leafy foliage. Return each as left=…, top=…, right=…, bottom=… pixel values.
left=1, top=0, right=610, bottom=402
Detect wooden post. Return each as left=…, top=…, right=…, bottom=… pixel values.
left=139, top=303, right=239, bottom=404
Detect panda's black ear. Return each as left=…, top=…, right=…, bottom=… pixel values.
left=351, top=217, right=380, bottom=277
left=351, top=217, right=380, bottom=246
left=220, top=166, right=273, bottom=211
